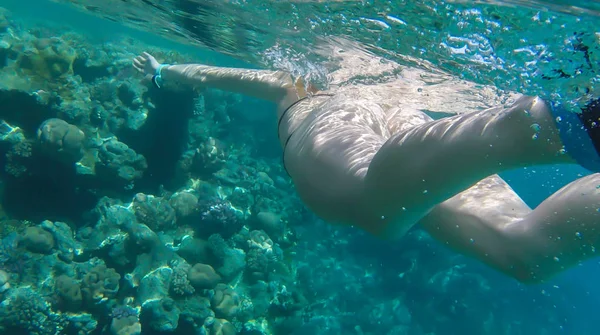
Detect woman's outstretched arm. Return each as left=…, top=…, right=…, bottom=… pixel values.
left=133, top=52, right=295, bottom=103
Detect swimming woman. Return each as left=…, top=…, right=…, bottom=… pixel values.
left=134, top=50, right=600, bottom=284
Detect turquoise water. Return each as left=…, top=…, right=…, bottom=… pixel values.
left=0, top=0, right=599, bottom=334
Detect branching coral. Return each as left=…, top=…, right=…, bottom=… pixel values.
left=5, top=140, right=32, bottom=177
left=197, top=198, right=244, bottom=238
left=0, top=286, right=66, bottom=335
left=246, top=248, right=270, bottom=282
left=170, top=260, right=195, bottom=296
left=192, top=137, right=228, bottom=177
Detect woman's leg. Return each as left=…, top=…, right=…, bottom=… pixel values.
left=362, top=96, right=587, bottom=237
left=419, top=173, right=600, bottom=284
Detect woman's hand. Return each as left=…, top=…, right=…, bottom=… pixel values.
left=133, top=52, right=160, bottom=77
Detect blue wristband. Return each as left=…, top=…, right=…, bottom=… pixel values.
left=152, top=64, right=170, bottom=89
left=156, top=64, right=169, bottom=76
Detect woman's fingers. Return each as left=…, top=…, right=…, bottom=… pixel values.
left=133, top=57, right=145, bottom=72
left=133, top=52, right=155, bottom=74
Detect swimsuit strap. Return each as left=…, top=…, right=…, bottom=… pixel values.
left=278, top=93, right=334, bottom=176
left=277, top=96, right=310, bottom=136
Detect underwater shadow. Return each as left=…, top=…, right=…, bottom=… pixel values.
left=118, top=87, right=196, bottom=193
left=0, top=146, right=97, bottom=224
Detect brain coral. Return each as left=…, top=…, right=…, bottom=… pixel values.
left=188, top=263, right=221, bottom=290
left=81, top=263, right=121, bottom=304
left=37, top=118, right=86, bottom=163
left=210, top=284, right=240, bottom=319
